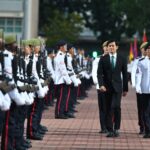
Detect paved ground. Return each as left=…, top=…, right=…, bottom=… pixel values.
left=30, top=85, right=150, bottom=150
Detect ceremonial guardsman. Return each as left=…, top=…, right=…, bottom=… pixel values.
left=26, top=39, right=48, bottom=140
left=64, top=44, right=81, bottom=118
left=136, top=43, right=150, bottom=138
left=131, top=42, right=148, bottom=134
left=46, top=47, right=55, bottom=106
left=1, top=35, right=26, bottom=150
left=77, top=48, right=87, bottom=100
left=54, top=40, right=72, bottom=119
left=92, top=41, right=108, bottom=134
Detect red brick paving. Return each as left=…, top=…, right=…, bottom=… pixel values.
left=29, top=85, right=150, bottom=150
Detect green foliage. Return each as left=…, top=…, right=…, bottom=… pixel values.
left=39, top=0, right=150, bottom=42
left=42, top=10, right=84, bottom=46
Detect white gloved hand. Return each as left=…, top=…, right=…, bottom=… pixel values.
left=136, top=86, right=142, bottom=94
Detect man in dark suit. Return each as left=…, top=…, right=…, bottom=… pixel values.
left=97, top=40, right=128, bottom=137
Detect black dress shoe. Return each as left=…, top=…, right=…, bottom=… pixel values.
left=66, top=112, right=75, bottom=118
left=114, top=130, right=120, bottom=137
left=39, top=125, right=48, bottom=132
left=38, top=129, right=46, bottom=135
left=106, top=132, right=114, bottom=137
left=22, top=142, right=32, bottom=148
left=75, top=101, right=80, bottom=105
left=99, top=129, right=108, bottom=134
left=139, top=130, right=144, bottom=134
left=15, top=146, right=27, bottom=150
left=27, top=133, right=43, bottom=140
left=24, top=139, right=31, bottom=144
left=55, top=114, right=68, bottom=119
left=29, top=135, right=43, bottom=140
left=143, top=133, right=150, bottom=138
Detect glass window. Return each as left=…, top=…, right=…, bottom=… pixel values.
left=15, top=19, right=22, bottom=26
left=6, top=27, right=13, bottom=32
left=7, top=19, right=13, bottom=26
left=0, top=17, right=22, bottom=33
left=15, top=27, right=21, bottom=32
left=0, top=19, right=5, bottom=26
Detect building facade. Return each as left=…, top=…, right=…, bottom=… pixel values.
left=0, top=0, right=39, bottom=39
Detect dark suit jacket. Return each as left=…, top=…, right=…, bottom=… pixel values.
left=97, top=53, right=128, bottom=93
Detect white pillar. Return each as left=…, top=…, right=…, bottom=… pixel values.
left=23, top=0, right=39, bottom=39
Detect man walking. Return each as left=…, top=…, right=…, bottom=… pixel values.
left=97, top=40, right=128, bottom=137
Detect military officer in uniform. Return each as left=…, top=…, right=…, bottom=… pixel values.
left=136, top=42, right=150, bottom=138
left=54, top=40, right=72, bottom=119
left=131, top=42, right=148, bottom=134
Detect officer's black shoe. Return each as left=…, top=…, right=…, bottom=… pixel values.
left=29, top=135, right=43, bottom=140
left=66, top=112, right=75, bottom=118
left=114, top=130, right=120, bottom=137
left=99, top=129, right=108, bottom=134
left=139, top=129, right=144, bottom=134
left=15, top=146, right=28, bottom=150
left=106, top=132, right=114, bottom=138
left=143, top=133, right=150, bottom=138
left=78, top=96, right=84, bottom=100
left=76, top=101, right=80, bottom=105
left=39, top=125, right=48, bottom=132
left=22, top=142, right=32, bottom=148
left=55, top=114, right=68, bottom=119
left=24, top=139, right=31, bottom=144
left=38, top=129, right=46, bottom=135
left=27, top=133, right=43, bottom=140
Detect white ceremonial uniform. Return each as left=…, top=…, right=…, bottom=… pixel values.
left=83, top=58, right=90, bottom=79
left=32, top=54, right=46, bottom=98
left=131, top=56, right=144, bottom=88
left=66, top=53, right=80, bottom=87
left=0, top=62, right=11, bottom=110
left=54, top=50, right=71, bottom=85
left=47, top=57, right=55, bottom=82
left=136, top=56, right=150, bottom=94
left=3, top=49, right=26, bottom=106
left=92, top=56, right=100, bottom=89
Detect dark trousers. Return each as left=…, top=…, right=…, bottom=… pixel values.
left=27, top=97, right=44, bottom=138
left=55, top=84, right=68, bottom=116
left=142, top=94, right=150, bottom=134
left=97, top=90, right=107, bottom=131
left=64, top=85, right=71, bottom=113
left=105, top=91, right=122, bottom=132
left=45, top=80, right=55, bottom=106
left=14, top=105, right=28, bottom=149
left=79, top=78, right=87, bottom=97
left=0, top=110, right=5, bottom=135
left=68, top=86, right=78, bottom=112
left=1, top=102, right=17, bottom=150
left=136, top=93, right=144, bottom=131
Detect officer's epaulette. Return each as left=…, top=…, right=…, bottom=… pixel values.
left=139, top=57, right=145, bottom=61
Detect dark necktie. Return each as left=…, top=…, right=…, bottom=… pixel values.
left=111, top=55, right=115, bottom=69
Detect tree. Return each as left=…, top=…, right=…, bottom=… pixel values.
left=41, top=10, right=83, bottom=46
left=39, top=0, right=150, bottom=42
